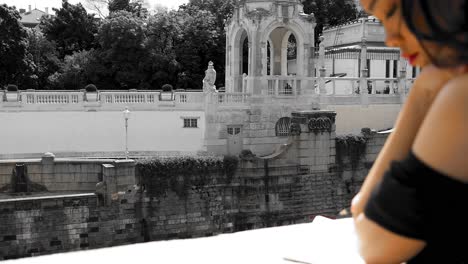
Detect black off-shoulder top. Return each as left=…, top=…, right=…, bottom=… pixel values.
left=364, top=151, right=468, bottom=263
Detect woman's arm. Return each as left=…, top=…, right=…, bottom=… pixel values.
left=355, top=74, right=468, bottom=263
left=351, top=65, right=455, bottom=217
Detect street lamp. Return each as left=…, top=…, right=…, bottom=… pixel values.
left=123, top=107, right=131, bottom=159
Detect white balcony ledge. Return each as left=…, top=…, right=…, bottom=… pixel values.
left=7, top=216, right=363, bottom=264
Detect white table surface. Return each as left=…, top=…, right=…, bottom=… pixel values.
left=6, top=216, right=364, bottom=264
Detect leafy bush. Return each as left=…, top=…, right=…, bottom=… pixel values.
left=335, top=134, right=367, bottom=169
left=85, top=84, right=98, bottom=92
left=6, top=84, right=18, bottom=92
left=239, top=149, right=256, bottom=161
left=136, top=155, right=238, bottom=198
left=162, top=84, right=173, bottom=92
left=223, top=155, right=239, bottom=183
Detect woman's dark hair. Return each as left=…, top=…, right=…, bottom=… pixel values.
left=401, top=0, right=468, bottom=67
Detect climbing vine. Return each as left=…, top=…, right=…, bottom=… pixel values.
left=335, top=134, right=367, bottom=170
left=136, top=155, right=238, bottom=198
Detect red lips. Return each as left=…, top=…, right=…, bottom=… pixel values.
left=402, top=53, right=419, bottom=65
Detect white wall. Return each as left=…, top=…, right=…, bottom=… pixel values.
left=328, top=104, right=401, bottom=135
left=0, top=111, right=205, bottom=155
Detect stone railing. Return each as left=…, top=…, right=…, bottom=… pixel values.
left=101, top=91, right=157, bottom=104
left=175, top=91, right=205, bottom=104
left=252, top=75, right=408, bottom=98
left=321, top=77, right=402, bottom=96
left=0, top=90, right=210, bottom=111
left=21, top=90, right=83, bottom=104
left=263, top=76, right=304, bottom=97
left=0, top=77, right=411, bottom=111
left=213, top=92, right=251, bottom=105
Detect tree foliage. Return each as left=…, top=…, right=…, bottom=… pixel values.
left=175, top=0, right=234, bottom=89
left=49, top=50, right=92, bottom=90
left=0, top=4, right=30, bottom=87
left=108, top=0, right=148, bottom=17
left=4, top=0, right=369, bottom=91
left=145, top=11, right=181, bottom=89
left=302, top=0, right=358, bottom=43
left=40, top=0, right=99, bottom=59
left=24, top=28, right=61, bottom=89
left=94, top=10, right=149, bottom=89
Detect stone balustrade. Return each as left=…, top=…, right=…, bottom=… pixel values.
left=0, top=76, right=411, bottom=112
left=213, top=93, right=251, bottom=105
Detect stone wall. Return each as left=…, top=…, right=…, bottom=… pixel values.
left=0, top=110, right=205, bottom=157
left=0, top=155, right=132, bottom=193
left=0, top=115, right=390, bottom=260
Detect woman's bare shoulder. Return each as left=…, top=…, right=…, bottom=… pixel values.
left=413, top=73, right=468, bottom=182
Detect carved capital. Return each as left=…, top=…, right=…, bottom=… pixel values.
left=289, top=121, right=302, bottom=136
left=291, top=110, right=336, bottom=134
left=308, top=116, right=333, bottom=134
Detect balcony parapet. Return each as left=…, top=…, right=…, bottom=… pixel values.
left=0, top=77, right=412, bottom=112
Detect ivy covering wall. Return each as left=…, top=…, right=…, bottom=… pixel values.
left=135, top=155, right=239, bottom=198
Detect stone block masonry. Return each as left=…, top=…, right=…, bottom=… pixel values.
left=0, top=112, right=389, bottom=260
left=0, top=155, right=114, bottom=193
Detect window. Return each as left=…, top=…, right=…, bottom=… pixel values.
left=227, top=126, right=241, bottom=135
left=183, top=118, right=198, bottom=128
left=366, top=59, right=371, bottom=77
left=393, top=60, right=398, bottom=78
left=385, top=60, right=390, bottom=78
left=276, top=117, right=292, bottom=137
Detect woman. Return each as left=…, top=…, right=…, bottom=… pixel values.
left=351, top=0, right=468, bottom=263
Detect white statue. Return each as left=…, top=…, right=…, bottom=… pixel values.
left=203, top=61, right=217, bottom=93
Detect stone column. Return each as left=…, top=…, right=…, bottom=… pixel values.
left=399, top=56, right=408, bottom=103
left=100, top=160, right=135, bottom=205
left=291, top=110, right=337, bottom=173
left=318, top=37, right=326, bottom=95
left=360, top=37, right=369, bottom=107
left=261, top=41, right=268, bottom=76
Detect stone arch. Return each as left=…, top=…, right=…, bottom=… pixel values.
left=262, top=22, right=306, bottom=76
left=281, top=31, right=298, bottom=76
left=231, top=27, right=252, bottom=92
left=267, top=37, right=273, bottom=76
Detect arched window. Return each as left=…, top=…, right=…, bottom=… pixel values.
left=287, top=34, right=297, bottom=76
left=242, top=36, right=249, bottom=75
left=275, top=117, right=292, bottom=137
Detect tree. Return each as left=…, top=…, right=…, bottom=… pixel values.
left=0, top=4, right=30, bottom=87
left=94, top=10, right=149, bottom=89
left=302, top=0, right=358, bottom=44
left=24, top=28, right=61, bottom=89
left=83, top=0, right=109, bottom=19
left=182, top=0, right=235, bottom=88
left=144, top=11, right=181, bottom=89
left=108, top=0, right=149, bottom=17
left=174, top=6, right=220, bottom=90
left=173, top=1, right=235, bottom=89
left=53, top=50, right=93, bottom=90
left=40, top=0, right=99, bottom=59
